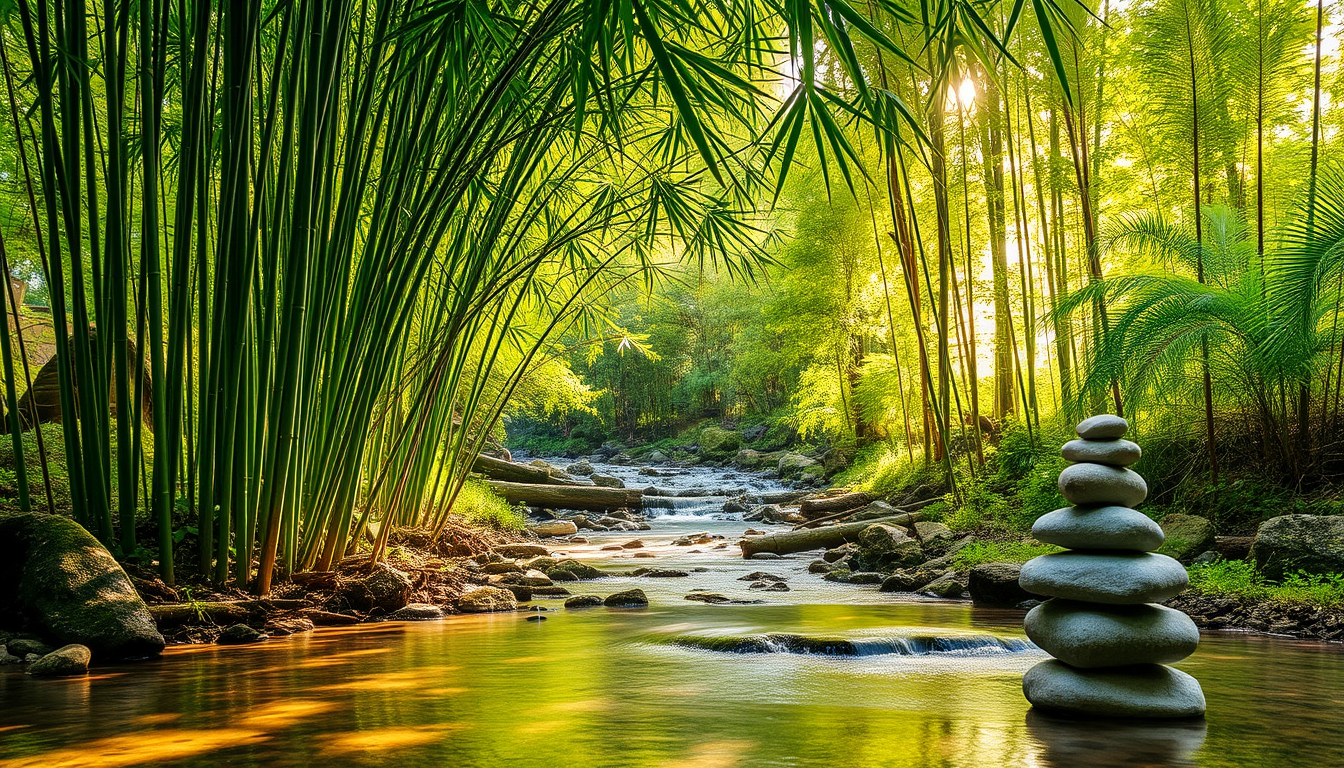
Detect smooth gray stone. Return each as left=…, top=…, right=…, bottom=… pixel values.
left=1062, top=438, right=1142, bottom=467
left=1033, top=506, right=1165, bottom=552
left=1019, top=551, right=1188, bottom=604
left=1075, top=414, right=1129, bottom=440
left=1023, top=659, right=1206, bottom=718
left=1058, top=463, right=1147, bottom=507
left=1025, top=599, right=1200, bottom=668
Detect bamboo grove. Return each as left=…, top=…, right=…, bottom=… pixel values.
left=0, top=0, right=1099, bottom=588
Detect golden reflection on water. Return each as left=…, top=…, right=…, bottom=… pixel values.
left=0, top=600, right=1341, bottom=767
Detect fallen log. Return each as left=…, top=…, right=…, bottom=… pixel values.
left=793, top=497, right=942, bottom=530
left=756, top=490, right=813, bottom=505
left=148, top=602, right=255, bottom=629
left=741, top=515, right=914, bottom=558
left=799, top=491, right=874, bottom=518
left=473, top=454, right=578, bottom=485
left=485, top=480, right=642, bottom=511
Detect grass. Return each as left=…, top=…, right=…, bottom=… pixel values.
left=1186, top=559, right=1344, bottom=608
left=454, top=479, right=526, bottom=531
left=951, top=540, right=1063, bottom=569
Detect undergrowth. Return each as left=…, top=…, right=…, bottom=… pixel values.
left=1186, top=559, right=1344, bottom=608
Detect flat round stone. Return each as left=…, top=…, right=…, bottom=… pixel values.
left=1076, top=414, right=1129, bottom=440
left=1059, top=463, right=1147, bottom=507
left=1033, top=506, right=1164, bottom=552
left=1025, top=599, right=1200, bottom=667
left=1019, top=551, right=1188, bottom=604
left=1062, top=438, right=1142, bottom=467
left=1023, top=659, right=1206, bottom=718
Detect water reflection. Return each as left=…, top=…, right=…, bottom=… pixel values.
left=1026, top=710, right=1207, bottom=767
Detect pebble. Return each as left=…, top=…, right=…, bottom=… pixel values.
left=1019, top=551, right=1188, bottom=604
left=1062, top=438, right=1142, bottom=467
left=1075, top=414, right=1129, bottom=440
left=1058, top=463, right=1148, bottom=507
left=1023, top=660, right=1205, bottom=718
left=1032, top=505, right=1165, bottom=552
left=1025, top=599, right=1200, bottom=668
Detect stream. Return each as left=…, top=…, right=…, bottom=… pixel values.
left=1, top=458, right=1343, bottom=767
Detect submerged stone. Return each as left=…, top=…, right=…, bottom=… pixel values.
left=1025, top=600, right=1200, bottom=668
left=28, top=644, right=91, bottom=677
left=1023, top=660, right=1205, bottom=718
left=1019, top=551, right=1188, bottom=605
left=1058, top=463, right=1148, bottom=508
left=603, top=589, right=649, bottom=607
left=1033, top=505, right=1165, bottom=552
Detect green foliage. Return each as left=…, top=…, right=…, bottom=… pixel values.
left=0, top=424, right=70, bottom=513
left=454, top=481, right=526, bottom=532
left=1187, top=559, right=1344, bottom=608
left=952, top=540, right=1063, bottom=569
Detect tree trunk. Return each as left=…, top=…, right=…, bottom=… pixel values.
left=484, top=481, right=642, bottom=511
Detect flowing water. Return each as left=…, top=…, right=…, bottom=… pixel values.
left=2, top=459, right=1343, bottom=767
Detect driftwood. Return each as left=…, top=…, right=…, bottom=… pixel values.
left=473, top=454, right=578, bottom=485
left=485, top=480, right=642, bottom=511
left=741, top=515, right=914, bottom=558
left=149, top=602, right=254, bottom=628
left=793, top=497, right=942, bottom=530
left=799, top=491, right=874, bottom=518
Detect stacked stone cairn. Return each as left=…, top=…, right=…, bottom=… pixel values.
left=1020, top=414, right=1206, bottom=719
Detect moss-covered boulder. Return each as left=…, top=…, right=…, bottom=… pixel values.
left=1157, top=514, right=1215, bottom=563
left=0, top=513, right=165, bottom=660
left=699, top=427, right=742, bottom=460
left=1251, top=515, right=1344, bottom=579
left=777, top=452, right=817, bottom=480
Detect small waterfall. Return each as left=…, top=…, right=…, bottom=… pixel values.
left=642, top=495, right=729, bottom=517
left=667, top=633, right=1037, bottom=657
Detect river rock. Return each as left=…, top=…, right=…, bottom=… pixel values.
left=1250, top=514, right=1344, bottom=579
left=28, top=644, right=91, bottom=677
left=564, top=594, right=604, bottom=608
left=546, top=568, right=579, bottom=582
left=530, top=521, right=579, bottom=537
left=0, top=512, right=165, bottom=660
left=1023, top=660, right=1205, bottom=718
left=734, top=449, right=763, bottom=468
left=514, top=570, right=553, bottom=587
left=968, top=563, right=1042, bottom=607
left=217, top=624, right=266, bottom=645
left=551, top=559, right=603, bottom=580
left=6, top=638, right=51, bottom=658
left=699, top=427, right=742, bottom=460
left=913, top=521, right=954, bottom=543
left=1057, top=463, right=1148, bottom=507
left=457, top=586, right=518, bottom=613
left=1025, top=600, right=1200, bottom=668
left=856, top=524, right=924, bottom=569
left=684, top=593, right=731, bottom=604
left=603, top=589, right=649, bottom=607
left=919, top=572, right=967, bottom=598
left=777, top=452, right=818, bottom=480
left=1062, top=438, right=1142, bottom=467
left=1075, top=414, right=1129, bottom=440
left=642, top=569, right=689, bottom=578
left=483, top=561, right=523, bottom=575
left=566, top=460, right=594, bottom=476
left=501, top=584, right=532, bottom=601
left=1019, top=551, right=1188, bottom=604
left=1157, top=514, right=1216, bottom=563
left=879, top=569, right=942, bottom=593
left=591, top=474, right=625, bottom=489
left=1033, top=505, right=1165, bottom=552
left=808, top=560, right=833, bottom=574
left=363, top=564, right=414, bottom=612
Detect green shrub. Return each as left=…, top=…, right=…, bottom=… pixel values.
left=1187, top=559, right=1344, bottom=608
left=951, top=540, right=1062, bottom=569
left=0, top=423, right=71, bottom=512
left=455, top=479, right=526, bottom=530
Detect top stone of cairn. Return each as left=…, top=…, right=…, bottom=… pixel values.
left=1076, top=414, right=1128, bottom=440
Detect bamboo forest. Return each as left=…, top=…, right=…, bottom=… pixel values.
left=3, top=0, right=1344, bottom=765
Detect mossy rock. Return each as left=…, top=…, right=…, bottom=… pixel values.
left=1156, top=514, right=1215, bottom=563
left=0, top=513, right=165, bottom=660
left=699, top=427, right=742, bottom=460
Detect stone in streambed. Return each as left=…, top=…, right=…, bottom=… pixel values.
left=550, top=559, right=603, bottom=579
left=217, top=624, right=266, bottom=645
left=457, top=586, right=519, bottom=613
left=968, top=562, right=1042, bottom=607
left=1033, top=505, right=1165, bottom=552
left=1075, top=414, right=1129, bottom=440
left=1058, top=463, right=1148, bottom=508
left=1019, top=551, right=1188, bottom=604
left=603, top=589, right=649, bottom=608
left=530, top=521, right=579, bottom=537
left=563, top=595, right=604, bottom=609
left=1023, top=660, right=1205, bottom=718
left=1251, top=514, right=1344, bottom=578
left=1062, top=438, right=1142, bottom=467
left=28, top=644, right=91, bottom=677
left=388, top=604, right=444, bottom=621
left=1025, top=600, right=1200, bottom=668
